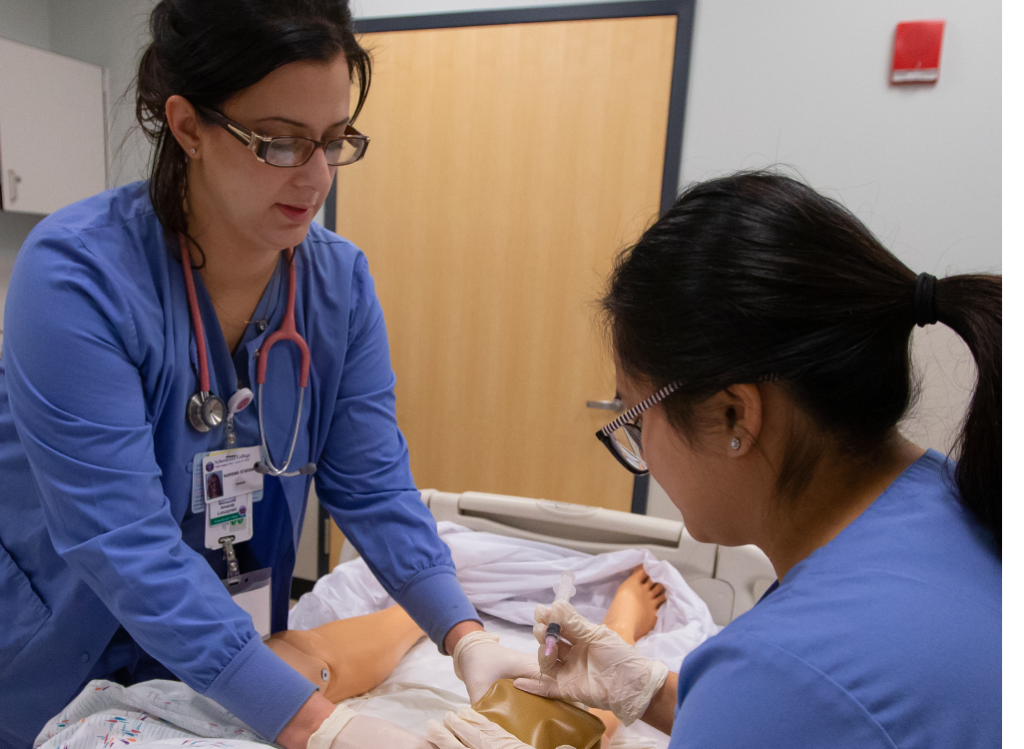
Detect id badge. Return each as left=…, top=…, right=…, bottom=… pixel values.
left=192, top=447, right=264, bottom=514
left=202, top=446, right=263, bottom=550
left=225, top=568, right=273, bottom=641
left=205, top=493, right=253, bottom=549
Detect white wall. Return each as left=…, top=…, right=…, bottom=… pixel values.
left=0, top=0, right=48, bottom=48
left=48, top=0, right=156, bottom=187
left=681, top=0, right=1000, bottom=274
left=1003, top=1, right=1019, bottom=272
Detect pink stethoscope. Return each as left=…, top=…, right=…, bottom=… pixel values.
left=180, top=235, right=315, bottom=477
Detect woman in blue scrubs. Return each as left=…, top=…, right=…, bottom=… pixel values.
left=436, top=172, right=1001, bottom=748
left=0, top=1, right=536, bottom=747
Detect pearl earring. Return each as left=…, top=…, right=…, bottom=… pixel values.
left=730, top=437, right=740, bottom=450
left=190, top=148, right=196, bottom=155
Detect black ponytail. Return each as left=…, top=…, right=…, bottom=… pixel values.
left=603, top=171, right=1001, bottom=551
left=932, top=275, right=1002, bottom=548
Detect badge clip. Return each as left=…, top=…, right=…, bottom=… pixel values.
left=220, top=535, right=241, bottom=586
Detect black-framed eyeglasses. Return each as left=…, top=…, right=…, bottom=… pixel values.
left=198, top=105, right=370, bottom=168
left=595, top=381, right=682, bottom=475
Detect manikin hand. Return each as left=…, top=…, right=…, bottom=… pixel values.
left=453, top=631, right=543, bottom=704
left=513, top=600, right=668, bottom=726
left=426, top=707, right=572, bottom=749
left=307, top=705, right=437, bottom=749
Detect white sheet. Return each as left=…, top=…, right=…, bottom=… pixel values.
left=39, top=523, right=717, bottom=749
left=291, top=521, right=719, bottom=659
left=290, top=522, right=719, bottom=748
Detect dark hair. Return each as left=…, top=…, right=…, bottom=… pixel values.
left=135, top=0, right=371, bottom=255
left=603, top=171, right=1001, bottom=551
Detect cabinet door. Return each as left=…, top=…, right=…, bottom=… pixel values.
left=0, top=38, right=106, bottom=215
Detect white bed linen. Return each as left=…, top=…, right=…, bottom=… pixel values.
left=38, top=523, right=717, bottom=749
left=291, top=522, right=719, bottom=748
left=291, top=521, right=720, bottom=657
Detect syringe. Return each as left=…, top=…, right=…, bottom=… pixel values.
left=544, top=570, right=576, bottom=658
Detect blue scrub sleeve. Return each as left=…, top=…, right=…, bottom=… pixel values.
left=670, top=634, right=897, bottom=748
left=4, top=230, right=315, bottom=740
left=314, top=255, right=480, bottom=651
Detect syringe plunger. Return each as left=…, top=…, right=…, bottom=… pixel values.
left=544, top=571, right=576, bottom=658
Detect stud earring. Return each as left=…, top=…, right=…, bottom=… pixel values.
left=730, top=437, right=740, bottom=450
left=190, top=148, right=196, bottom=155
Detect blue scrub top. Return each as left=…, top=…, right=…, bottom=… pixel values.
left=670, top=450, right=1001, bottom=748
left=0, top=183, right=480, bottom=746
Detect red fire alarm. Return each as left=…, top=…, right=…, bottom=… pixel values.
left=891, top=20, right=945, bottom=84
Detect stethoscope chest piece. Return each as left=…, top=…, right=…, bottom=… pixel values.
left=187, top=390, right=226, bottom=433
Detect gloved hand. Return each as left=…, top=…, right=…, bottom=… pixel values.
left=513, top=600, right=668, bottom=726
left=425, top=706, right=572, bottom=749
left=452, top=630, right=543, bottom=703
left=307, top=705, right=437, bottom=749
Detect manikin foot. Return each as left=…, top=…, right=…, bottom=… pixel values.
left=602, top=566, right=667, bottom=645
left=594, top=566, right=667, bottom=745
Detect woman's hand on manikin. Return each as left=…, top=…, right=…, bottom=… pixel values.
left=277, top=694, right=438, bottom=749
left=452, top=629, right=545, bottom=704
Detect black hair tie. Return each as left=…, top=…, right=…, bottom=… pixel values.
left=914, top=273, right=938, bottom=327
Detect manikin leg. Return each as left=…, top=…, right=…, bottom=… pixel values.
left=267, top=604, right=425, bottom=703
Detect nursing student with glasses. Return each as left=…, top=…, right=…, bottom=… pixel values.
left=0, top=2, right=539, bottom=747
left=434, top=173, right=1001, bottom=748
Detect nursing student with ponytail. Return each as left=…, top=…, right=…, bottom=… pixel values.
left=435, top=172, right=1001, bottom=749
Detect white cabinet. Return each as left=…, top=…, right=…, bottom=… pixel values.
left=0, top=38, right=106, bottom=215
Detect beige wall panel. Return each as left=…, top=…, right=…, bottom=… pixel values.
left=336, top=16, right=676, bottom=511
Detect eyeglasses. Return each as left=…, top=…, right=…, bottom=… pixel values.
left=595, top=381, right=682, bottom=475
left=198, top=106, right=369, bottom=168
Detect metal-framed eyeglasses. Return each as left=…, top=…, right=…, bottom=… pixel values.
left=595, top=381, right=682, bottom=475
left=199, top=105, right=370, bottom=168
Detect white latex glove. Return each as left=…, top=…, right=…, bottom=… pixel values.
left=307, top=704, right=437, bottom=749
left=452, top=630, right=543, bottom=704
left=425, top=706, right=573, bottom=749
left=513, top=600, right=669, bottom=726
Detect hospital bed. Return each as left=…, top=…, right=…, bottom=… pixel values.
left=340, top=489, right=776, bottom=627
left=40, top=491, right=777, bottom=747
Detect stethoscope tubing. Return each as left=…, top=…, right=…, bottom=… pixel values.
left=180, top=236, right=212, bottom=393
left=257, top=383, right=305, bottom=476
left=179, top=235, right=311, bottom=476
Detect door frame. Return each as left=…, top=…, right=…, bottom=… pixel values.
left=320, top=2, right=694, bottom=564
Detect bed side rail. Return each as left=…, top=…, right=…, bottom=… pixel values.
left=425, top=490, right=776, bottom=626
left=337, top=489, right=774, bottom=625
left=424, top=489, right=727, bottom=612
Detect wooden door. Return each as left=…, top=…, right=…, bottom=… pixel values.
left=334, top=16, right=677, bottom=515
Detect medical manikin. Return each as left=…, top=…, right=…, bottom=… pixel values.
left=269, top=567, right=665, bottom=749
